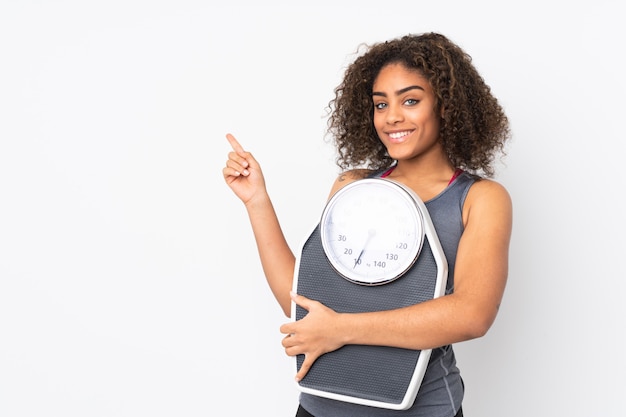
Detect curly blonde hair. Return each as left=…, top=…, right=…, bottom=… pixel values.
left=326, top=32, right=510, bottom=177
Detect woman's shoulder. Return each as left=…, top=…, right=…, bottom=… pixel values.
left=468, top=177, right=510, bottom=198
left=326, top=169, right=377, bottom=198
left=465, top=177, right=512, bottom=220
left=339, top=168, right=377, bottom=181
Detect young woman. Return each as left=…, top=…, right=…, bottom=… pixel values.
left=223, top=32, right=512, bottom=417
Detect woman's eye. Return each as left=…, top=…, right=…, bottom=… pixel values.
left=374, top=102, right=387, bottom=110
left=405, top=98, right=419, bottom=106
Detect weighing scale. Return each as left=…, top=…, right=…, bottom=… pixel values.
left=292, top=178, right=449, bottom=410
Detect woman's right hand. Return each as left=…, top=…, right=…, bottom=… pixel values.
left=222, top=133, right=267, bottom=205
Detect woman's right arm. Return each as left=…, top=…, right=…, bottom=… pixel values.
left=223, top=134, right=295, bottom=316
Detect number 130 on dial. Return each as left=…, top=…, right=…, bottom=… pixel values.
left=320, top=178, right=426, bottom=286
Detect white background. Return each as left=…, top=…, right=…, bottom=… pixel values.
left=1, top=1, right=624, bottom=416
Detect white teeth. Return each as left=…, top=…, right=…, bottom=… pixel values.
left=389, top=131, right=410, bottom=139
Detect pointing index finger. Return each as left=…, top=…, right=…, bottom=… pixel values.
left=226, top=133, right=245, bottom=154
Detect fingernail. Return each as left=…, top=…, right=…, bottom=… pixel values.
left=242, top=169, right=249, bottom=176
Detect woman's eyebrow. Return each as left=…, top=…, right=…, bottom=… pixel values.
left=372, top=85, right=425, bottom=97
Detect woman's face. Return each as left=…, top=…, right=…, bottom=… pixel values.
left=372, top=63, right=442, bottom=162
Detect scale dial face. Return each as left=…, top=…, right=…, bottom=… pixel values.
left=320, top=178, right=425, bottom=285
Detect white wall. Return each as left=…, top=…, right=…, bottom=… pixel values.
left=1, top=1, right=624, bottom=416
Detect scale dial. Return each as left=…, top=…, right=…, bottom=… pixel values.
left=320, top=178, right=425, bottom=285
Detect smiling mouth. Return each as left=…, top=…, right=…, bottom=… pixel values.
left=388, top=130, right=412, bottom=140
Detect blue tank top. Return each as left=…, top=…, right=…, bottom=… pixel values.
left=299, top=171, right=476, bottom=417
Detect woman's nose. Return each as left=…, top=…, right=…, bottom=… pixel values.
left=386, top=105, right=403, bottom=124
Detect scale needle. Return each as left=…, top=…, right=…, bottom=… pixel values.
left=353, top=228, right=376, bottom=269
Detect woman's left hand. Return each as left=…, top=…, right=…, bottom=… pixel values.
left=280, top=292, right=345, bottom=382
